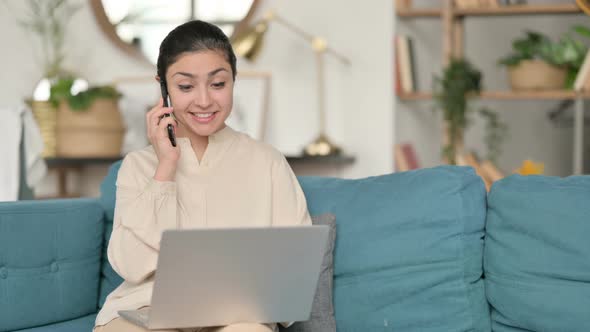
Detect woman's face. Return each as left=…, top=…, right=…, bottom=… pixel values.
left=165, top=50, right=234, bottom=139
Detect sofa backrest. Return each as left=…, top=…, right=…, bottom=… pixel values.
left=299, top=166, right=491, bottom=331
left=98, top=162, right=491, bottom=331
left=97, top=160, right=124, bottom=307
left=0, top=199, right=104, bottom=332
left=484, top=174, right=590, bottom=331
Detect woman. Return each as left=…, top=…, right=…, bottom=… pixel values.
left=94, top=20, right=311, bottom=332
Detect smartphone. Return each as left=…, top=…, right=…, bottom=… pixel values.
left=159, top=81, right=177, bottom=147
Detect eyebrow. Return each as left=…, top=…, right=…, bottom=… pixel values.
left=172, top=68, right=229, bottom=79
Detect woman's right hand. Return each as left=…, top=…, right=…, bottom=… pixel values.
left=147, top=97, right=180, bottom=181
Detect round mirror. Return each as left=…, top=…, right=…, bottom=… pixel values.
left=90, top=0, right=259, bottom=65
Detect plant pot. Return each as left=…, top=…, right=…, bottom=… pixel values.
left=508, top=60, right=567, bottom=90
left=29, top=100, right=58, bottom=157
left=56, top=98, right=125, bottom=157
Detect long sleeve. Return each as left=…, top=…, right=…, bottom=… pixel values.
left=107, top=155, right=179, bottom=284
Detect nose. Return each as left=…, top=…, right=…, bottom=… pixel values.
left=193, top=86, right=212, bottom=109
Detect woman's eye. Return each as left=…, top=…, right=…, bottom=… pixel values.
left=212, top=82, right=226, bottom=89
left=178, top=85, right=192, bottom=91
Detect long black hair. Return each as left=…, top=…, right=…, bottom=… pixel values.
left=157, top=20, right=237, bottom=83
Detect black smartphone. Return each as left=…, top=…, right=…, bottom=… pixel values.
left=159, top=81, right=177, bottom=147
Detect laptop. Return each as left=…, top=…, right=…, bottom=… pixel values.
left=119, top=225, right=329, bottom=330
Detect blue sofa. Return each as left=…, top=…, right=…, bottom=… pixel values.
left=1, top=162, right=588, bottom=332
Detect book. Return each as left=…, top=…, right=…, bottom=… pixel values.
left=394, top=38, right=402, bottom=95
left=461, top=153, right=493, bottom=191
left=480, top=160, right=504, bottom=182
left=395, top=35, right=415, bottom=94
left=574, top=49, right=590, bottom=91
left=394, top=143, right=420, bottom=172
left=395, top=0, right=413, bottom=10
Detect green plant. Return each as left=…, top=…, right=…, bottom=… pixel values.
left=17, top=0, right=81, bottom=79
left=50, top=77, right=121, bottom=111
left=498, top=27, right=590, bottom=88
left=433, top=58, right=507, bottom=164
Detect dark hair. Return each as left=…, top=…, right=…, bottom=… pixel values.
left=157, top=20, right=237, bottom=83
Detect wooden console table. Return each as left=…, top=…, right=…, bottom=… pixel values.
left=43, top=155, right=355, bottom=198
left=44, top=157, right=122, bottom=198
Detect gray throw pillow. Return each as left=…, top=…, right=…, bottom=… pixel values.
left=281, top=213, right=337, bottom=332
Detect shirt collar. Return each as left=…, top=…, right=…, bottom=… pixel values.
left=176, top=125, right=238, bottom=168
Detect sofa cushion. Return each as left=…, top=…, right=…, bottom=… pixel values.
left=98, top=160, right=124, bottom=307
left=484, top=174, right=590, bottom=332
left=13, top=314, right=96, bottom=332
left=298, top=166, right=491, bottom=331
left=0, top=199, right=103, bottom=332
left=282, top=213, right=337, bottom=332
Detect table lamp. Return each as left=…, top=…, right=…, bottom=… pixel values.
left=231, top=10, right=351, bottom=156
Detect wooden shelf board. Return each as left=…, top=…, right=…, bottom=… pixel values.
left=397, top=8, right=441, bottom=17
left=286, top=155, right=356, bottom=165
left=397, top=4, right=581, bottom=18
left=398, top=90, right=590, bottom=101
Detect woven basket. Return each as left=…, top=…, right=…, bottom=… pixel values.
left=30, top=101, right=58, bottom=157
left=56, top=98, right=125, bottom=157
left=508, top=60, right=567, bottom=90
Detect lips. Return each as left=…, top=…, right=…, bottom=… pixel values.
left=189, top=111, right=218, bottom=124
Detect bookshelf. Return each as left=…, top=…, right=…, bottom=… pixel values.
left=400, top=90, right=590, bottom=101
left=397, top=3, right=581, bottom=17
left=394, top=0, right=588, bottom=175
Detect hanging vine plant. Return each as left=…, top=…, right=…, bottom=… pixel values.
left=433, top=58, right=507, bottom=165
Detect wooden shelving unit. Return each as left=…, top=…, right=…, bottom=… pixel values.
left=397, top=3, right=581, bottom=18
left=395, top=1, right=587, bottom=174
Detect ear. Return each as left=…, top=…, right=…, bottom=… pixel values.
left=155, top=75, right=162, bottom=83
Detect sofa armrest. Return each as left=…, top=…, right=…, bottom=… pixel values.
left=0, top=198, right=104, bottom=332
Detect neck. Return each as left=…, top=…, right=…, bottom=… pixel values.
left=176, top=126, right=209, bottom=162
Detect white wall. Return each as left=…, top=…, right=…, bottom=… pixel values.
left=0, top=0, right=394, bottom=197
left=396, top=0, right=590, bottom=176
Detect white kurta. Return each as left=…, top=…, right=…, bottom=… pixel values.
left=95, top=126, right=312, bottom=327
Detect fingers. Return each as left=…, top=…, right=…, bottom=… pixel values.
left=146, top=97, right=174, bottom=138
left=158, top=116, right=177, bottom=137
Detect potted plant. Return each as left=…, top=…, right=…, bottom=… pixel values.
left=498, top=28, right=590, bottom=90
left=433, top=58, right=507, bottom=165
left=17, top=0, right=81, bottom=157
left=51, top=77, right=125, bottom=158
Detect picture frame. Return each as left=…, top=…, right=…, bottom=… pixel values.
left=227, top=70, right=271, bottom=141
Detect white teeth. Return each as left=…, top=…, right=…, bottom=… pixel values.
left=194, top=112, right=213, bottom=118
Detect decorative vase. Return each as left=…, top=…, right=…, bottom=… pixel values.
left=29, top=100, right=58, bottom=157
left=508, top=59, right=567, bottom=90
left=56, top=98, right=125, bottom=157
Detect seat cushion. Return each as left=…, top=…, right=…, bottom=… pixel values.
left=298, top=166, right=491, bottom=331
left=0, top=199, right=103, bottom=332
left=13, top=314, right=96, bottom=332
left=484, top=174, right=590, bottom=331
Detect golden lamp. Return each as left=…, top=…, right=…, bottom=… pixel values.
left=231, top=10, right=351, bottom=157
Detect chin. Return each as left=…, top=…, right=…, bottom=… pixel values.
left=189, top=122, right=225, bottom=137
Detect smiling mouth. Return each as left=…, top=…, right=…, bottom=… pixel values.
left=189, top=111, right=218, bottom=123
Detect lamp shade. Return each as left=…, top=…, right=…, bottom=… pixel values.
left=231, top=21, right=269, bottom=61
